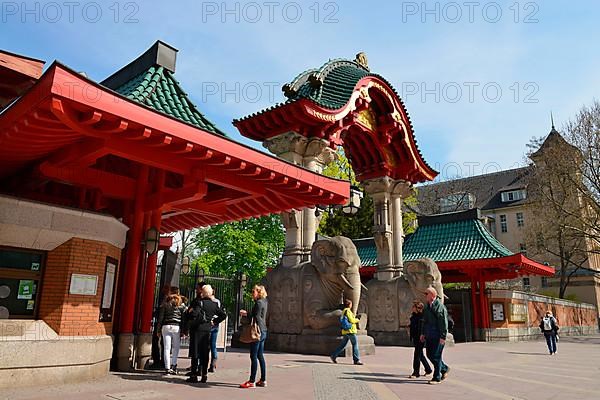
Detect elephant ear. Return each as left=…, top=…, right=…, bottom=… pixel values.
left=311, top=239, right=337, bottom=275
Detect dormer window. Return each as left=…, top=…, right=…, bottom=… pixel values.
left=439, top=192, right=476, bottom=213
left=501, top=189, right=526, bottom=202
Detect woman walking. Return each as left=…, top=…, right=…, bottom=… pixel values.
left=329, top=298, right=363, bottom=365
left=408, top=301, right=432, bottom=378
left=208, top=291, right=222, bottom=373
left=239, top=285, right=269, bottom=389
left=156, top=288, right=186, bottom=375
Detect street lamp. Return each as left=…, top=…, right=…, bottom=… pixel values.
left=181, top=256, right=190, bottom=274
left=198, top=265, right=206, bottom=283
left=241, top=273, right=248, bottom=289
left=144, top=227, right=160, bottom=255
left=341, top=185, right=363, bottom=215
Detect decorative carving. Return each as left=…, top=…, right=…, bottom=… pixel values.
left=365, top=258, right=444, bottom=332
left=355, top=52, right=369, bottom=70
left=265, top=237, right=364, bottom=334
left=263, top=132, right=308, bottom=159
left=356, top=109, right=377, bottom=132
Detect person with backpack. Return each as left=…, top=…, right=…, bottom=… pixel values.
left=539, top=310, right=559, bottom=355
left=408, top=301, right=432, bottom=378
left=156, top=287, right=186, bottom=375
left=420, top=287, right=450, bottom=385
left=184, top=284, right=226, bottom=383
left=329, top=298, right=363, bottom=366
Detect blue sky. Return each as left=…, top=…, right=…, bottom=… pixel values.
left=2, top=0, right=599, bottom=181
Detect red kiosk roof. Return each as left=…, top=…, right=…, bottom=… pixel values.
left=0, top=63, right=349, bottom=232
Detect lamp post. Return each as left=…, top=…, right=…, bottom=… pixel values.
left=181, top=256, right=190, bottom=274
left=144, top=227, right=160, bottom=255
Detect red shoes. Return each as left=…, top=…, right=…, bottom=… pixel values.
left=240, top=380, right=266, bottom=388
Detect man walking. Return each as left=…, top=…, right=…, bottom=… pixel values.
left=420, top=287, right=450, bottom=385
left=539, top=310, right=559, bottom=355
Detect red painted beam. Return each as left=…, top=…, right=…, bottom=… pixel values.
left=39, top=162, right=136, bottom=200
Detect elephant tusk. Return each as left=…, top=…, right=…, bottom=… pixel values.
left=361, top=283, right=368, bottom=291
left=341, top=274, right=354, bottom=290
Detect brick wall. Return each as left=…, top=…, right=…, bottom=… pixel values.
left=38, top=237, right=121, bottom=336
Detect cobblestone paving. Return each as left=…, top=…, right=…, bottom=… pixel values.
left=3, top=336, right=600, bottom=400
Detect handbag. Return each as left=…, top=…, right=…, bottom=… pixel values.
left=239, top=317, right=261, bottom=343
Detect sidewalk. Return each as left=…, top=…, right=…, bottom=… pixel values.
left=4, top=336, right=600, bottom=400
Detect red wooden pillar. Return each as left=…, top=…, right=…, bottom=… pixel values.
left=119, top=165, right=149, bottom=333
left=140, top=171, right=165, bottom=333
left=479, top=275, right=489, bottom=329
left=470, top=274, right=480, bottom=329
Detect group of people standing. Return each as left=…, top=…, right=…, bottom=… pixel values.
left=155, top=282, right=269, bottom=388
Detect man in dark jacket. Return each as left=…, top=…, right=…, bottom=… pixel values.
left=420, top=287, right=450, bottom=385
left=408, top=301, right=432, bottom=378
left=184, top=284, right=226, bottom=383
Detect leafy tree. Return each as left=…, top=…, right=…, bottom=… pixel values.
left=187, top=215, right=285, bottom=285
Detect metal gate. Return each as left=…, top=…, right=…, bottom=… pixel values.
left=179, top=270, right=255, bottom=335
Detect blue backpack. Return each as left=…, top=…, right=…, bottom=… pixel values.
left=340, top=310, right=353, bottom=330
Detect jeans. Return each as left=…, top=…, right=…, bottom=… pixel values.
left=425, top=337, right=448, bottom=381
left=544, top=331, right=557, bottom=353
left=331, top=333, right=360, bottom=362
left=249, top=330, right=267, bottom=382
left=210, top=326, right=219, bottom=364
left=161, top=325, right=181, bottom=370
left=412, top=339, right=432, bottom=376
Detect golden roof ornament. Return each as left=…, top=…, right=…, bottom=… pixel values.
left=355, top=52, right=369, bottom=70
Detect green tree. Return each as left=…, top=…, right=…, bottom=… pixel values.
left=318, top=149, right=418, bottom=238
left=187, top=215, right=285, bottom=285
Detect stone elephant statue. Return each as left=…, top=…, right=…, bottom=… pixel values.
left=365, top=258, right=444, bottom=335
left=265, top=236, right=365, bottom=335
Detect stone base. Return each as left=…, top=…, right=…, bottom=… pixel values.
left=235, top=331, right=375, bottom=357
left=369, top=330, right=455, bottom=347
left=135, top=333, right=153, bottom=369
left=115, top=333, right=135, bottom=371
left=0, top=320, right=112, bottom=388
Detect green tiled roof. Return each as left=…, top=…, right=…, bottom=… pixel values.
left=403, top=218, right=513, bottom=262
left=114, top=66, right=226, bottom=136
left=354, top=212, right=514, bottom=266
left=285, top=60, right=371, bottom=109
left=354, top=238, right=378, bottom=267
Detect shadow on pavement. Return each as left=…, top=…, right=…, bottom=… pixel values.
left=507, top=352, right=548, bottom=356
left=339, top=375, right=428, bottom=385
left=288, top=359, right=332, bottom=364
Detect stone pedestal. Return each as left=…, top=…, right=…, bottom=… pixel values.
left=264, top=331, right=375, bottom=357
left=115, top=333, right=135, bottom=371
left=135, top=333, right=153, bottom=369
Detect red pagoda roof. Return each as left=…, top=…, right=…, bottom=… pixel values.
left=0, top=62, right=349, bottom=232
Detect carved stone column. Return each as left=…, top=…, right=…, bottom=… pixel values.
left=364, top=177, right=394, bottom=280
left=390, top=180, right=413, bottom=275
left=301, top=138, right=336, bottom=260
left=264, top=133, right=336, bottom=266
left=363, top=177, right=413, bottom=280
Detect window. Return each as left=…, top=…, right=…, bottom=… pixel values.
left=541, top=277, right=549, bottom=287
left=522, top=277, right=530, bottom=287
left=501, top=189, right=527, bottom=202
left=439, top=192, right=476, bottom=213
left=516, top=212, right=524, bottom=227
left=519, top=243, right=527, bottom=255
left=500, top=215, right=507, bottom=233
left=0, top=247, right=45, bottom=319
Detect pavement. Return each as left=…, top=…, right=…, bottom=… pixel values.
left=4, top=336, right=600, bottom=400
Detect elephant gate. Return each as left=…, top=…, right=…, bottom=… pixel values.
left=234, top=53, right=441, bottom=353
